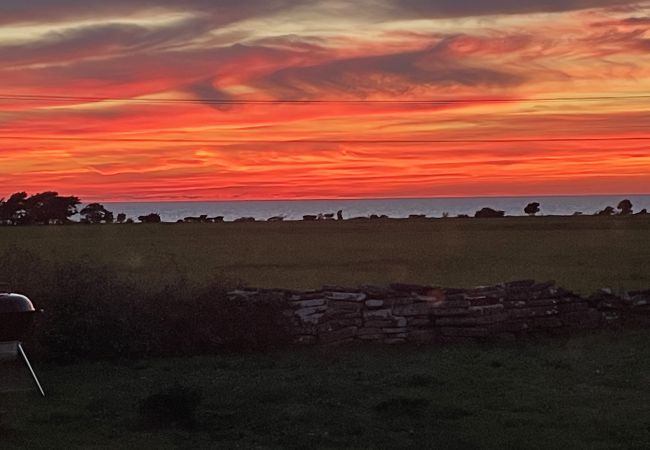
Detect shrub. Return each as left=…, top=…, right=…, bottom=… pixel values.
left=0, top=249, right=292, bottom=362
left=138, top=384, right=202, bottom=429
left=474, top=207, right=505, bottom=218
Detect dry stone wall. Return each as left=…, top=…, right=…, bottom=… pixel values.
left=228, top=281, right=650, bottom=346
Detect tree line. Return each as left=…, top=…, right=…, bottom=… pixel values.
left=0, top=191, right=158, bottom=225
left=0, top=191, right=647, bottom=225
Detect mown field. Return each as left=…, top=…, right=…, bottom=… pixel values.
left=1, top=216, right=649, bottom=293
left=2, top=330, right=650, bottom=449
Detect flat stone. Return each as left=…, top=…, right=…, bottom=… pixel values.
left=300, top=313, right=324, bottom=325
left=363, top=309, right=393, bottom=319
left=295, top=306, right=328, bottom=318
left=430, top=308, right=470, bottom=317
left=364, top=320, right=395, bottom=328
left=328, top=301, right=363, bottom=312
left=291, top=299, right=326, bottom=309
left=365, top=300, right=385, bottom=308
left=468, top=304, right=505, bottom=315
left=509, top=307, right=559, bottom=318
left=408, top=318, right=431, bottom=326
left=326, top=292, right=367, bottom=302
left=382, top=327, right=409, bottom=334
left=392, top=303, right=432, bottom=316
left=432, top=300, right=471, bottom=309
left=358, top=327, right=383, bottom=336
left=290, top=292, right=325, bottom=301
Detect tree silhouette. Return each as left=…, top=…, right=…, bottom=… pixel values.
left=524, top=202, right=540, bottom=216
left=80, top=203, right=115, bottom=224
left=116, top=213, right=127, bottom=223
left=0, top=191, right=79, bottom=225
left=617, top=199, right=633, bottom=216
left=0, top=192, right=28, bottom=224
left=26, top=191, right=81, bottom=224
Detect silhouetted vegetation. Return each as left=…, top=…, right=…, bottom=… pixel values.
left=0, top=191, right=80, bottom=225
left=596, top=206, right=616, bottom=216
left=474, top=207, right=505, bottom=218
left=617, top=199, right=633, bottom=215
left=80, top=203, right=114, bottom=224
left=0, top=249, right=291, bottom=362
left=524, top=202, right=540, bottom=216
left=138, top=213, right=162, bottom=223
left=0, top=190, right=648, bottom=225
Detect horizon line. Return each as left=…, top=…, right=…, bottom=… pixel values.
left=93, top=193, right=650, bottom=204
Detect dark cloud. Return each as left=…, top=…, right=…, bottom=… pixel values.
left=0, top=0, right=308, bottom=25
left=256, top=48, right=524, bottom=99
left=385, top=0, right=639, bottom=18
left=0, top=17, right=214, bottom=66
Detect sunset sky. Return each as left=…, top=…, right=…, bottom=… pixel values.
left=1, top=0, right=650, bottom=201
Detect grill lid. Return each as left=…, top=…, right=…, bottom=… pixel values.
left=0, top=293, right=36, bottom=314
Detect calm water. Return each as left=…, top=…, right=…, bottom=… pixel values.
left=97, top=195, right=650, bottom=222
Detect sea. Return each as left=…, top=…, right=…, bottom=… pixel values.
left=97, top=195, right=650, bottom=223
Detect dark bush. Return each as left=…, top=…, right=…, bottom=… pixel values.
left=138, top=383, right=202, bottom=429
left=474, top=207, right=505, bottom=218
left=0, top=250, right=292, bottom=362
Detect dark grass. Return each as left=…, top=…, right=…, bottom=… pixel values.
left=1, top=215, right=650, bottom=293
left=2, top=330, right=650, bottom=449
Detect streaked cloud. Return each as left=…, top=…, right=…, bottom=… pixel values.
left=1, top=0, right=650, bottom=200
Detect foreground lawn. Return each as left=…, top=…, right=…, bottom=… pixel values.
left=2, top=330, right=650, bottom=449
left=1, top=216, right=650, bottom=293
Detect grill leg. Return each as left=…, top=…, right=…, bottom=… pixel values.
left=17, top=343, right=45, bottom=397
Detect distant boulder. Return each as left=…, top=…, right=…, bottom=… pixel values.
left=234, top=217, right=255, bottom=223
left=635, top=209, right=648, bottom=216
left=303, top=215, right=318, bottom=221
left=211, top=216, right=224, bottom=222
left=474, top=208, right=505, bottom=218
left=267, top=216, right=284, bottom=222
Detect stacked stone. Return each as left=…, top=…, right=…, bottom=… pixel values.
left=588, top=288, right=650, bottom=326
left=229, top=280, right=650, bottom=347
left=283, top=284, right=443, bottom=346
left=438, top=281, right=603, bottom=341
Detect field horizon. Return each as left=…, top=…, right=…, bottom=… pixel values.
left=3, top=215, right=649, bottom=294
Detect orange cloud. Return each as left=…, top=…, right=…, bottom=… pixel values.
left=1, top=1, right=650, bottom=200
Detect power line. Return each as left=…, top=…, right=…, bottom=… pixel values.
left=1, top=135, right=649, bottom=144
left=2, top=93, right=650, bottom=105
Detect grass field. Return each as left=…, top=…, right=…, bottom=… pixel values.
left=1, top=330, right=650, bottom=449
left=2, top=216, right=650, bottom=293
